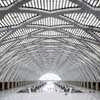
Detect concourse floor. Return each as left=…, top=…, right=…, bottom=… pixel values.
left=0, top=84, right=100, bottom=100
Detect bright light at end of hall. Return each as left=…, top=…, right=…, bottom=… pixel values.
left=39, top=73, right=61, bottom=81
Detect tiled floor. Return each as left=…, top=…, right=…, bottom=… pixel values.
left=0, top=84, right=100, bottom=100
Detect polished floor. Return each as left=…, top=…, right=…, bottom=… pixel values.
left=0, top=83, right=100, bottom=100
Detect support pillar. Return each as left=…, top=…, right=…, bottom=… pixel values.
left=88, top=82, right=91, bottom=89
left=11, top=82, right=14, bottom=88
left=0, top=82, right=2, bottom=90
left=93, top=82, right=96, bottom=90
left=87, top=82, right=89, bottom=88
left=85, top=82, right=87, bottom=88
left=13, top=82, right=16, bottom=88
left=91, top=82, right=93, bottom=89
left=84, top=82, right=86, bottom=87
left=17, top=82, right=19, bottom=87
left=9, top=82, right=12, bottom=88
left=18, top=82, right=20, bottom=87
left=99, top=82, right=100, bottom=90
left=96, top=82, right=99, bottom=91
left=2, top=82, right=4, bottom=90
left=81, top=82, right=83, bottom=87
left=4, top=82, right=8, bottom=90
left=15, top=82, right=17, bottom=87
left=7, top=82, right=9, bottom=89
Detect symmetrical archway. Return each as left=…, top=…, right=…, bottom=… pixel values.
left=0, top=0, right=100, bottom=82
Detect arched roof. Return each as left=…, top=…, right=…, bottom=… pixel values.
left=0, top=0, right=100, bottom=81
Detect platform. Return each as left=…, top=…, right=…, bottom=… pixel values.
left=0, top=84, right=100, bottom=100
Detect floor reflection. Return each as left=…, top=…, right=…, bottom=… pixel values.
left=0, top=82, right=100, bottom=100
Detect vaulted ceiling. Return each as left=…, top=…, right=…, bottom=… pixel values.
left=0, top=0, right=100, bottom=81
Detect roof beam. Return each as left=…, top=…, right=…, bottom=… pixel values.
left=58, top=15, right=100, bottom=42
left=55, top=38, right=100, bottom=64
left=19, top=7, right=82, bottom=14
left=0, top=0, right=31, bottom=19
left=78, top=40, right=100, bottom=59
left=0, top=15, right=42, bottom=32
left=0, top=40, right=20, bottom=59
left=2, top=33, right=99, bottom=47
left=26, top=24, right=74, bottom=29
left=19, top=7, right=100, bottom=33
left=55, top=29, right=100, bottom=46
left=70, top=0, right=100, bottom=19
left=0, top=30, right=15, bottom=46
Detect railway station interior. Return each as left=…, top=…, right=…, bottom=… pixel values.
left=0, top=0, right=100, bottom=100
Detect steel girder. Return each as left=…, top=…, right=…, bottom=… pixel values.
left=0, top=0, right=100, bottom=81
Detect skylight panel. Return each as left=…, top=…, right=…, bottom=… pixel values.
left=63, top=28, right=94, bottom=39
left=0, top=31, right=7, bottom=38
left=22, top=0, right=78, bottom=11
left=7, top=0, right=11, bottom=5
left=63, top=0, right=66, bottom=8
left=88, top=42, right=100, bottom=53
left=3, top=0, right=8, bottom=6
left=0, top=13, right=37, bottom=28
left=18, top=38, right=37, bottom=45
left=38, top=0, right=41, bottom=9
left=83, top=0, right=100, bottom=7
left=64, top=38, right=82, bottom=45
left=51, top=0, right=53, bottom=10
left=96, top=0, right=100, bottom=7
left=64, top=13, right=100, bottom=27
left=38, top=31, right=63, bottom=36
left=69, top=1, right=72, bottom=7
left=31, top=17, right=69, bottom=26
left=43, top=39, right=59, bottom=42
left=6, top=28, right=38, bottom=40
left=0, top=42, right=12, bottom=53
left=95, top=32, right=100, bottom=37
left=0, top=0, right=16, bottom=7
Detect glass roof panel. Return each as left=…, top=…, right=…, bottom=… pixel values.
left=15, top=38, right=37, bottom=46
left=64, top=13, right=100, bottom=27
left=38, top=31, right=63, bottom=36
left=5, top=28, right=38, bottom=40
left=64, top=38, right=82, bottom=45
left=63, top=28, right=95, bottom=39
left=83, top=0, right=100, bottom=7
left=0, top=42, right=13, bottom=53
left=22, top=0, right=78, bottom=11
left=0, top=0, right=16, bottom=7
left=31, top=17, right=69, bottom=26
left=87, top=42, right=100, bottom=53
left=0, top=13, right=37, bottom=28
left=95, top=31, right=100, bottom=37
left=43, top=39, right=60, bottom=42
left=0, top=31, right=8, bottom=38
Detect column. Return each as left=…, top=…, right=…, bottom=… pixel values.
left=0, top=82, right=2, bottom=90
left=99, top=82, right=100, bottom=90
left=7, top=82, right=9, bottom=89
left=85, top=82, right=87, bottom=88
left=96, top=82, right=99, bottom=91
left=88, top=82, right=91, bottom=89
left=4, top=82, right=8, bottom=90
left=13, top=82, right=15, bottom=88
left=91, top=82, right=93, bottom=89
left=2, top=82, right=5, bottom=90
left=9, top=82, right=12, bottom=88
left=87, top=82, right=89, bottom=89
left=84, top=82, right=85, bottom=87
left=11, top=82, right=14, bottom=88
left=93, top=82, right=96, bottom=90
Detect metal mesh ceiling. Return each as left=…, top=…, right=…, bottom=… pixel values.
left=0, top=0, right=100, bottom=82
